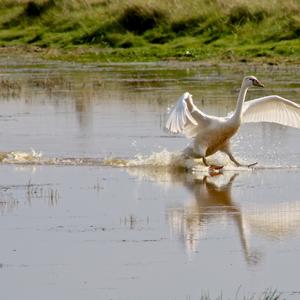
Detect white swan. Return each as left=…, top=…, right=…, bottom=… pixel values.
left=166, top=76, right=300, bottom=168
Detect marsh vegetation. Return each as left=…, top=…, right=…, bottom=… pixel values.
left=0, top=0, right=299, bottom=62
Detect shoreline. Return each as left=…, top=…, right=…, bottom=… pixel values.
left=1, top=46, right=300, bottom=66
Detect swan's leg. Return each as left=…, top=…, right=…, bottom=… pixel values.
left=185, top=151, right=222, bottom=170
left=229, top=152, right=257, bottom=167
left=226, top=151, right=242, bottom=166
left=194, top=145, right=221, bottom=169
left=222, top=148, right=257, bottom=168
left=202, top=157, right=209, bottom=166
left=183, top=146, right=210, bottom=169
left=184, top=145, right=224, bottom=171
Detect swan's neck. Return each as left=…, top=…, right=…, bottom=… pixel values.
left=232, top=83, right=248, bottom=122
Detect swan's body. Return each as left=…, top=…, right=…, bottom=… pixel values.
left=166, top=76, right=300, bottom=167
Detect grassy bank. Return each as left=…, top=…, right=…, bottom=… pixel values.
left=0, top=0, right=300, bottom=63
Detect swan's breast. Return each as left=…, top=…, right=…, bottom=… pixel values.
left=198, top=121, right=239, bottom=156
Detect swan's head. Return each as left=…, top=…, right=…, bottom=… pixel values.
left=243, top=76, right=264, bottom=88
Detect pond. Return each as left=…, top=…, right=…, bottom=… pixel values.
left=0, top=56, right=299, bottom=299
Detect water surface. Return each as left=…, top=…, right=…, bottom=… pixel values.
left=0, top=57, right=300, bottom=299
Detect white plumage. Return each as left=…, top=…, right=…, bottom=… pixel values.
left=165, top=76, right=300, bottom=168
left=166, top=92, right=198, bottom=133
left=243, top=95, right=300, bottom=128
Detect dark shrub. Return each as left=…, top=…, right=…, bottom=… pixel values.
left=118, top=5, right=167, bottom=34
left=23, top=0, right=55, bottom=18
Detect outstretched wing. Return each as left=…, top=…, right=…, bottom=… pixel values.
left=242, top=95, right=300, bottom=128
left=165, top=92, right=198, bottom=134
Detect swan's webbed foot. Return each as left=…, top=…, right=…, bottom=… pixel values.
left=208, top=165, right=224, bottom=176
left=246, top=162, right=257, bottom=168
left=203, top=157, right=224, bottom=173
left=232, top=161, right=258, bottom=168
left=234, top=161, right=257, bottom=168
left=209, top=165, right=224, bottom=170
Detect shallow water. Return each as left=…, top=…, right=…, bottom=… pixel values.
left=0, top=57, right=300, bottom=299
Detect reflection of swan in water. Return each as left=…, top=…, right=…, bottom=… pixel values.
left=127, top=166, right=300, bottom=265
left=168, top=173, right=261, bottom=265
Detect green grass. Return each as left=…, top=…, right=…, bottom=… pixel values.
left=0, top=0, right=300, bottom=63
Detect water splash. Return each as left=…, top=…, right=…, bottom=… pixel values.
left=103, top=149, right=191, bottom=169
left=103, top=149, right=249, bottom=172
left=0, top=148, right=205, bottom=170
left=0, top=150, right=103, bottom=166
left=0, top=149, right=43, bottom=164
left=0, top=148, right=298, bottom=171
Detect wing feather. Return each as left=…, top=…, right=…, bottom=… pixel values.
left=242, top=95, right=300, bottom=128
left=165, top=92, right=198, bottom=134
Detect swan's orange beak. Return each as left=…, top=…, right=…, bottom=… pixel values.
left=253, top=79, right=264, bottom=87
